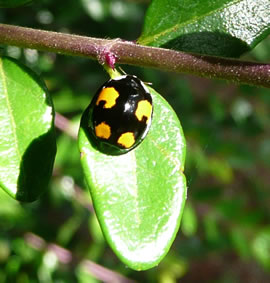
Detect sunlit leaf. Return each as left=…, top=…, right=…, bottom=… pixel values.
left=139, top=0, right=270, bottom=57
left=78, top=84, right=186, bottom=270
left=0, top=57, right=56, bottom=201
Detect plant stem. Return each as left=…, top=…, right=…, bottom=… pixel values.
left=103, top=64, right=123, bottom=78
left=54, top=113, right=78, bottom=140
left=24, top=232, right=134, bottom=283
left=0, top=23, right=269, bottom=88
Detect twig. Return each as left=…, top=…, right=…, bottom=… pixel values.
left=54, top=113, right=94, bottom=211
left=24, top=232, right=136, bottom=283
left=0, top=23, right=269, bottom=88
left=54, top=112, right=78, bottom=140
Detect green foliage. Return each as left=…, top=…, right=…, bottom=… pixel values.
left=252, top=227, right=270, bottom=271
left=0, top=0, right=269, bottom=281
left=0, top=57, right=56, bottom=201
left=78, top=85, right=186, bottom=270
left=0, top=0, right=33, bottom=8
left=139, top=0, right=270, bottom=57
left=181, top=203, right=197, bottom=237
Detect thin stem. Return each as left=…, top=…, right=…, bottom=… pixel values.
left=54, top=113, right=94, bottom=212
left=103, top=64, right=123, bottom=79
left=55, top=113, right=78, bottom=140
left=24, top=232, right=135, bottom=283
left=0, top=23, right=269, bottom=88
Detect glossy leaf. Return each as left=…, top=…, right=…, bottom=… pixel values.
left=139, top=0, right=270, bottom=57
left=78, top=84, right=186, bottom=270
left=0, top=0, right=33, bottom=8
left=0, top=57, right=56, bottom=202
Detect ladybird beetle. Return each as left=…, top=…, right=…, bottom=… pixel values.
left=88, top=75, right=153, bottom=154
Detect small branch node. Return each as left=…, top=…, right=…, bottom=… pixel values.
left=97, top=38, right=120, bottom=69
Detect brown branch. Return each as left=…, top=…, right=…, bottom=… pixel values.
left=0, top=23, right=269, bottom=88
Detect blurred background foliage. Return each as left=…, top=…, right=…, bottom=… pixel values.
left=0, top=0, right=270, bottom=282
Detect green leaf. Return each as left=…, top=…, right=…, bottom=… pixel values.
left=181, top=203, right=198, bottom=237
left=78, top=85, right=186, bottom=270
left=139, top=0, right=270, bottom=57
left=252, top=227, right=270, bottom=271
left=0, top=0, right=33, bottom=8
left=0, top=57, right=56, bottom=202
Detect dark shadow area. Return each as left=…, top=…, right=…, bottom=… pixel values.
left=0, top=0, right=33, bottom=8
left=16, top=127, right=56, bottom=202
left=163, top=31, right=250, bottom=58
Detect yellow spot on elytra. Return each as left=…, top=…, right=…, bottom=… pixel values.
left=135, top=100, right=152, bottom=123
left=95, top=122, right=111, bottom=139
left=96, top=87, right=119, bottom=108
left=117, top=132, right=135, bottom=148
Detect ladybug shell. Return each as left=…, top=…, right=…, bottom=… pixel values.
left=88, top=75, right=153, bottom=154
